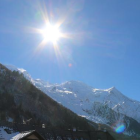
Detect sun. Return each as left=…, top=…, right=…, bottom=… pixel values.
left=41, top=23, right=62, bottom=43
left=30, top=22, right=68, bottom=49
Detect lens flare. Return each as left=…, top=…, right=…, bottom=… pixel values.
left=111, top=121, right=126, bottom=134
left=115, top=124, right=126, bottom=133
left=68, top=63, right=72, bottom=67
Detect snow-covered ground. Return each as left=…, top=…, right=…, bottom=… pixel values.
left=0, top=127, right=19, bottom=140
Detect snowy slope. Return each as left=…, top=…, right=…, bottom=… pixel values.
left=33, top=80, right=140, bottom=122
left=4, top=64, right=140, bottom=136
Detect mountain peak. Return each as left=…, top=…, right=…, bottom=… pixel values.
left=108, top=86, right=116, bottom=91
left=63, top=80, right=86, bottom=85
left=61, top=80, right=93, bottom=89
left=108, top=86, right=122, bottom=95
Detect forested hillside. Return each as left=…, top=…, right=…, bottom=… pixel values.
left=0, top=63, right=90, bottom=129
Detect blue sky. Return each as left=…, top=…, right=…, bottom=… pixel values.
left=0, top=0, right=140, bottom=101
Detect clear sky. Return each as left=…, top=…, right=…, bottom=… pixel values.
left=0, top=0, right=140, bottom=101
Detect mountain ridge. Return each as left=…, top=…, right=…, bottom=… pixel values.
left=3, top=64, right=140, bottom=137
left=0, top=63, right=92, bottom=130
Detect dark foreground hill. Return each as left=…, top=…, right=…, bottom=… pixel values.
left=0, top=63, right=90, bottom=130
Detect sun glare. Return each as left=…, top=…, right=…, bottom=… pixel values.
left=41, top=24, right=62, bottom=43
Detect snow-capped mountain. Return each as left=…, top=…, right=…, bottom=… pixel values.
left=33, top=80, right=140, bottom=122
left=4, top=64, right=140, bottom=137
